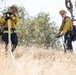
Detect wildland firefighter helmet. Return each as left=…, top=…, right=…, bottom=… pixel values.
left=59, top=9, right=67, bottom=15
left=10, top=4, right=18, bottom=12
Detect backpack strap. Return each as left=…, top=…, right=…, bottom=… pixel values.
left=63, top=16, right=71, bottom=23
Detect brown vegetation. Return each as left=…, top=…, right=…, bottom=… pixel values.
left=0, top=44, right=76, bottom=75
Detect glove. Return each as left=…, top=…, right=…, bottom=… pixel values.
left=56, top=34, right=61, bottom=38
left=56, top=33, right=63, bottom=38
left=5, top=17, right=10, bottom=21
left=5, top=13, right=11, bottom=21
left=11, top=15, right=16, bottom=20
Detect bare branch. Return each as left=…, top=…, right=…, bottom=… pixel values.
left=65, top=0, right=76, bottom=21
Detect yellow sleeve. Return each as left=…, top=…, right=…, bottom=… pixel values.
left=11, top=15, right=19, bottom=25
left=63, top=18, right=73, bottom=34
left=58, top=23, right=64, bottom=34
left=58, top=19, right=65, bottom=34
left=14, top=17, right=19, bottom=25
left=0, top=18, right=1, bottom=23
left=0, top=14, right=6, bottom=24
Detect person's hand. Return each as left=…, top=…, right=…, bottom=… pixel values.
left=56, top=34, right=61, bottom=38
left=5, top=13, right=11, bottom=21
left=11, top=15, right=16, bottom=20
left=5, top=17, right=10, bottom=21
left=56, top=33, right=63, bottom=38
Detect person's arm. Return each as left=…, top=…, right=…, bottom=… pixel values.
left=58, top=24, right=64, bottom=34
left=11, top=15, right=19, bottom=25
left=58, top=19, right=65, bottom=34
left=0, top=14, right=6, bottom=24
left=56, top=23, right=64, bottom=38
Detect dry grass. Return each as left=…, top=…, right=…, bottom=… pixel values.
left=0, top=44, right=76, bottom=75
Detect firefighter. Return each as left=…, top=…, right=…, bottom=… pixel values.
left=56, top=9, right=73, bottom=51
left=0, top=4, right=19, bottom=52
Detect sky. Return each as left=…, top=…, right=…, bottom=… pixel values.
left=1, top=0, right=74, bottom=26
left=0, top=0, right=76, bottom=25
left=0, top=0, right=76, bottom=52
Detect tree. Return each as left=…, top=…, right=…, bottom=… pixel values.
left=65, top=0, right=76, bottom=21
left=0, top=5, right=61, bottom=49
left=17, top=12, right=61, bottom=49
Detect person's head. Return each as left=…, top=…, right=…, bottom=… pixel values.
left=9, top=4, right=18, bottom=14
left=59, top=9, right=67, bottom=18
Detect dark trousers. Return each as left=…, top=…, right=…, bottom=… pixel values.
left=2, top=33, right=18, bottom=46
left=64, top=33, right=73, bottom=50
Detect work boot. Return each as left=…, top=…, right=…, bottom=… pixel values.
left=11, top=44, right=16, bottom=52
left=5, top=44, right=8, bottom=52
left=70, top=49, right=73, bottom=52
left=67, top=49, right=73, bottom=52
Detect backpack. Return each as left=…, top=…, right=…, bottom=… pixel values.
left=72, top=25, right=76, bottom=41
left=64, top=16, right=76, bottom=41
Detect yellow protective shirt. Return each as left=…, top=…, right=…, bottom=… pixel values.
left=0, top=13, right=19, bottom=29
left=58, top=17, right=73, bottom=35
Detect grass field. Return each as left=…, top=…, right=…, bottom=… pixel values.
left=0, top=44, right=76, bottom=75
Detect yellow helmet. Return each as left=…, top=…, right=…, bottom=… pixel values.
left=10, top=4, right=18, bottom=12
left=59, top=9, right=66, bottom=15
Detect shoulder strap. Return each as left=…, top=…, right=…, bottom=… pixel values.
left=63, top=16, right=71, bottom=23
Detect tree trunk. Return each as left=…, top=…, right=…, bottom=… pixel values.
left=65, top=0, right=76, bottom=21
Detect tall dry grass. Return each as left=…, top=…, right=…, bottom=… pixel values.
left=0, top=44, right=76, bottom=75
